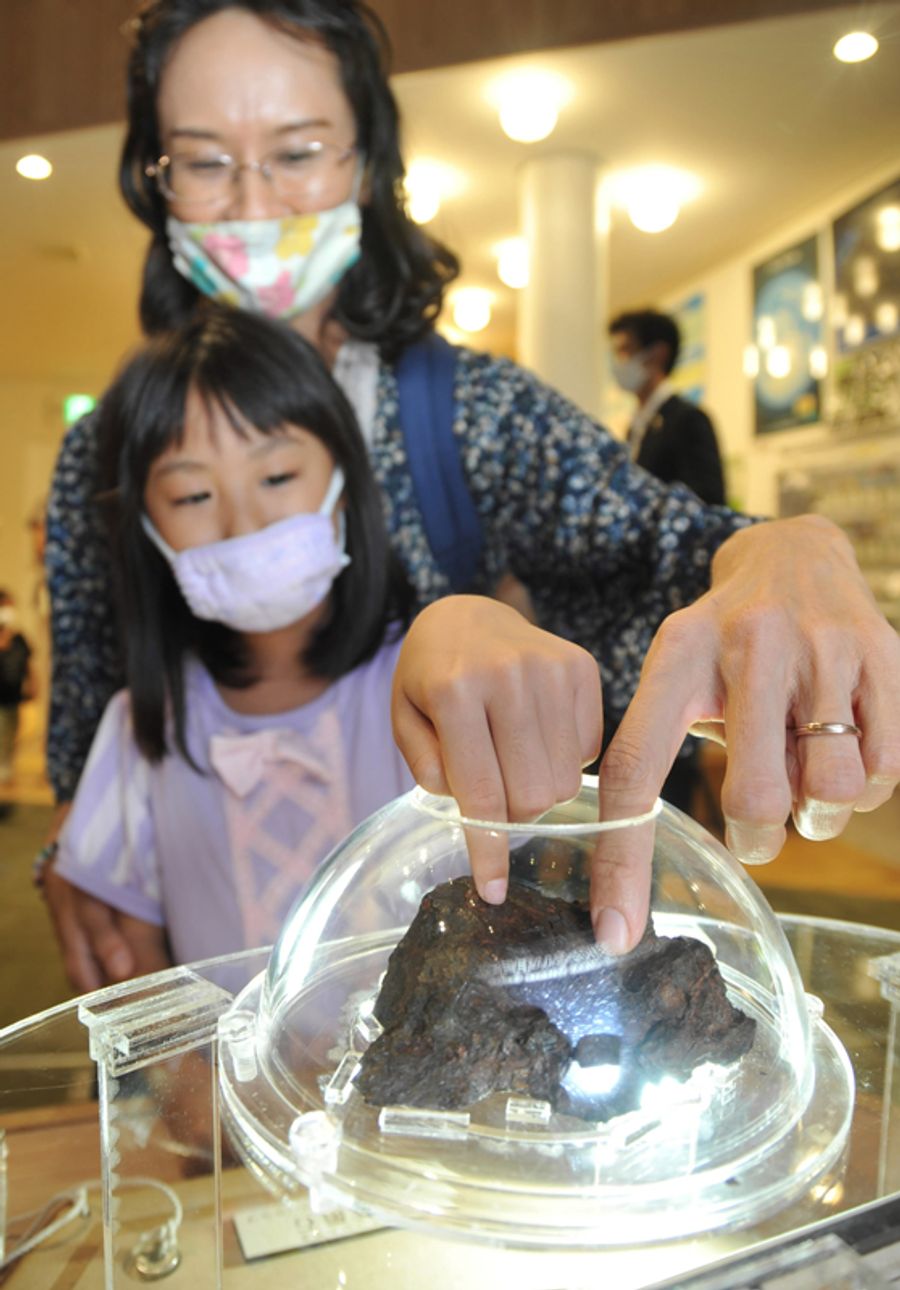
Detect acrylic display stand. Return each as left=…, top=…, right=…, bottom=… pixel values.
left=1, top=923, right=899, bottom=1288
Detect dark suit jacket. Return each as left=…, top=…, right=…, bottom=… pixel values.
left=634, top=393, right=725, bottom=506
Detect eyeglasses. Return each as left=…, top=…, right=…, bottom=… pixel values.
left=146, top=140, right=357, bottom=210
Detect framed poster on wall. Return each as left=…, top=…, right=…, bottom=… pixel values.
left=752, top=235, right=823, bottom=435
left=670, top=291, right=707, bottom=405
left=832, top=175, right=900, bottom=431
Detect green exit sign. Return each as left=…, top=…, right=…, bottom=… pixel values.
left=63, top=393, right=97, bottom=426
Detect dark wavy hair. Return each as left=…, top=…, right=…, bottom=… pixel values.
left=121, top=0, right=459, bottom=359
left=97, top=304, right=412, bottom=763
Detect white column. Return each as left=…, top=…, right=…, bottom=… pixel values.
left=518, top=151, right=607, bottom=420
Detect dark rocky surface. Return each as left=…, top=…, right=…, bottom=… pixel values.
left=355, top=877, right=756, bottom=1121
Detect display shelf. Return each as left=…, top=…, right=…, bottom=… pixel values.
left=778, top=452, right=900, bottom=630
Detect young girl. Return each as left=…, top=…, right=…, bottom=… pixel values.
left=54, top=307, right=602, bottom=974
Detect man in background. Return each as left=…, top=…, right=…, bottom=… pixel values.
left=609, top=308, right=725, bottom=506
left=607, top=309, right=726, bottom=817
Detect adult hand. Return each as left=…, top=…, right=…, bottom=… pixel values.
left=591, top=515, right=900, bottom=954
left=393, top=596, right=603, bottom=902
left=44, top=859, right=137, bottom=992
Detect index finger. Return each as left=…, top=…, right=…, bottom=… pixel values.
left=427, top=697, right=513, bottom=905
left=594, top=624, right=713, bottom=951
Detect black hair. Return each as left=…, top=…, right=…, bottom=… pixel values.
left=97, top=304, right=412, bottom=763
left=121, top=0, right=459, bottom=359
left=608, top=309, right=681, bottom=375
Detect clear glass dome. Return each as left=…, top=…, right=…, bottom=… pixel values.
left=218, top=777, right=853, bottom=1247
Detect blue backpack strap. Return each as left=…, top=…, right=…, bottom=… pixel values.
left=394, top=332, right=484, bottom=592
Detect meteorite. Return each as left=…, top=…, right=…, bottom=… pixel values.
left=355, top=876, right=755, bottom=1122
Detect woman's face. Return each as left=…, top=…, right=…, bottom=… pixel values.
left=144, top=387, right=338, bottom=552
left=156, top=9, right=358, bottom=222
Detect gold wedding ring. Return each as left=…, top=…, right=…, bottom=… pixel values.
left=791, top=722, right=862, bottom=738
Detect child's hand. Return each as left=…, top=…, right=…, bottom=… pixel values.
left=44, top=864, right=138, bottom=992
left=392, top=596, right=603, bottom=903
left=44, top=838, right=170, bottom=989
left=117, top=913, right=173, bottom=976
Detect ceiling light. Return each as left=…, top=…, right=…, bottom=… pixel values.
left=628, top=193, right=679, bottom=234
left=16, top=153, right=53, bottom=181
left=833, top=31, right=878, bottom=63
left=451, top=287, right=493, bottom=333
left=492, top=70, right=571, bottom=144
left=406, top=185, right=440, bottom=225
left=403, top=159, right=462, bottom=225
left=614, top=166, right=700, bottom=235
left=494, top=238, right=529, bottom=289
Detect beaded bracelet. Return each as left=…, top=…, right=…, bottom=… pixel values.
left=32, top=840, right=59, bottom=892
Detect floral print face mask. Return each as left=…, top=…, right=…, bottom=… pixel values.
left=166, top=197, right=362, bottom=319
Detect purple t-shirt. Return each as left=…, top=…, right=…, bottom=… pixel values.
left=56, top=639, right=413, bottom=964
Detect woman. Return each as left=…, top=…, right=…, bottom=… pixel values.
left=44, top=0, right=900, bottom=986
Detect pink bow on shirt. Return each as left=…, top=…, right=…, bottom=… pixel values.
left=209, top=728, right=329, bottom=798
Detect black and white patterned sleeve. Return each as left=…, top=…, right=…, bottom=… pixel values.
left=452, top=351, right=757, bottom=720
left=45, top=413, right=124, bottom=802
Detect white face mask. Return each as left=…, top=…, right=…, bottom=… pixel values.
left=142, top=467, right=350, bottom=633
left=611, top=351, right=651, bottom=394
left=166, top=196, right=362, bottom=319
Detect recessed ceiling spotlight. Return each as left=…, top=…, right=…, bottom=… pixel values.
left=16, top=153, right=53, bottom=181
left=614, top=166, right=700, bottom=235
left=451, top=287, right=493, bottom=333
left=833, top=31, right=878, bottom=63
left=494, top=238, right=529, bottom=290
left=491, top=70, right=572, bottom=144
left=403, top=159, right=462, bottom=225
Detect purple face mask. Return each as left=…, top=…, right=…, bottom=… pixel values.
left=142, top=467, right=349, bottom=633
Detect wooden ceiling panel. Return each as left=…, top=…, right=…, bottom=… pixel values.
left=0, top=0, right=854, bottom=141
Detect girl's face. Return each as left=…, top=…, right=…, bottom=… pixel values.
left=156, top=9, right=358, bottom=222
left=143, top=387, right=339, bottom=552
